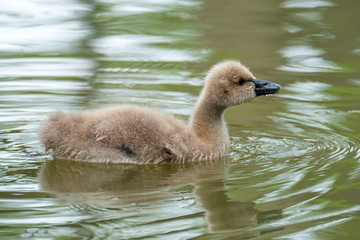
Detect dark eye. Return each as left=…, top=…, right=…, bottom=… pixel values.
left=238, top=78, right=245, bottom=85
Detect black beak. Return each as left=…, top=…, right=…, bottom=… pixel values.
left=251, top=79, right=281, bottom=96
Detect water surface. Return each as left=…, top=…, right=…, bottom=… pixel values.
left=1, top=0, right=359, bottom=239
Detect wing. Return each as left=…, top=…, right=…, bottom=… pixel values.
left=92, top=106, right=189, bottom=163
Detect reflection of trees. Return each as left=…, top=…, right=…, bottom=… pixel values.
left=323, top=0, right=360, bottom=71
left=279, top=0, right=360, bottom=74
left=201, top=0, right=285, bottom=72
left=39, top=159, right=281, bottom=233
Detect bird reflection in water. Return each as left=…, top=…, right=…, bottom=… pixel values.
left=39, top=159, right=282, bottom=234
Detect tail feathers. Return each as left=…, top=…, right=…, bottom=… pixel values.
left=39, top=111, right=72, bottom=152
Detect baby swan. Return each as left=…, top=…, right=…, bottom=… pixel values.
left=40, top=61, right=280, bottom=164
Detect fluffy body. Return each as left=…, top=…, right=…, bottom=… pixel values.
left=40, top=61, right=261, bottom=164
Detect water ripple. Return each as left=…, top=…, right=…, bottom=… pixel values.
left=1, top=0, right=359, bottom=239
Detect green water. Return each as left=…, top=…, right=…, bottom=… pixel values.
left=1, top=0, right=359, bottom=239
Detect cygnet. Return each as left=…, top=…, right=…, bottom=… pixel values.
left=39, top=61, right=281, bottom=164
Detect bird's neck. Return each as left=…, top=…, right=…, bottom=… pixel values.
left=190, top=91, right=229, bottom=144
